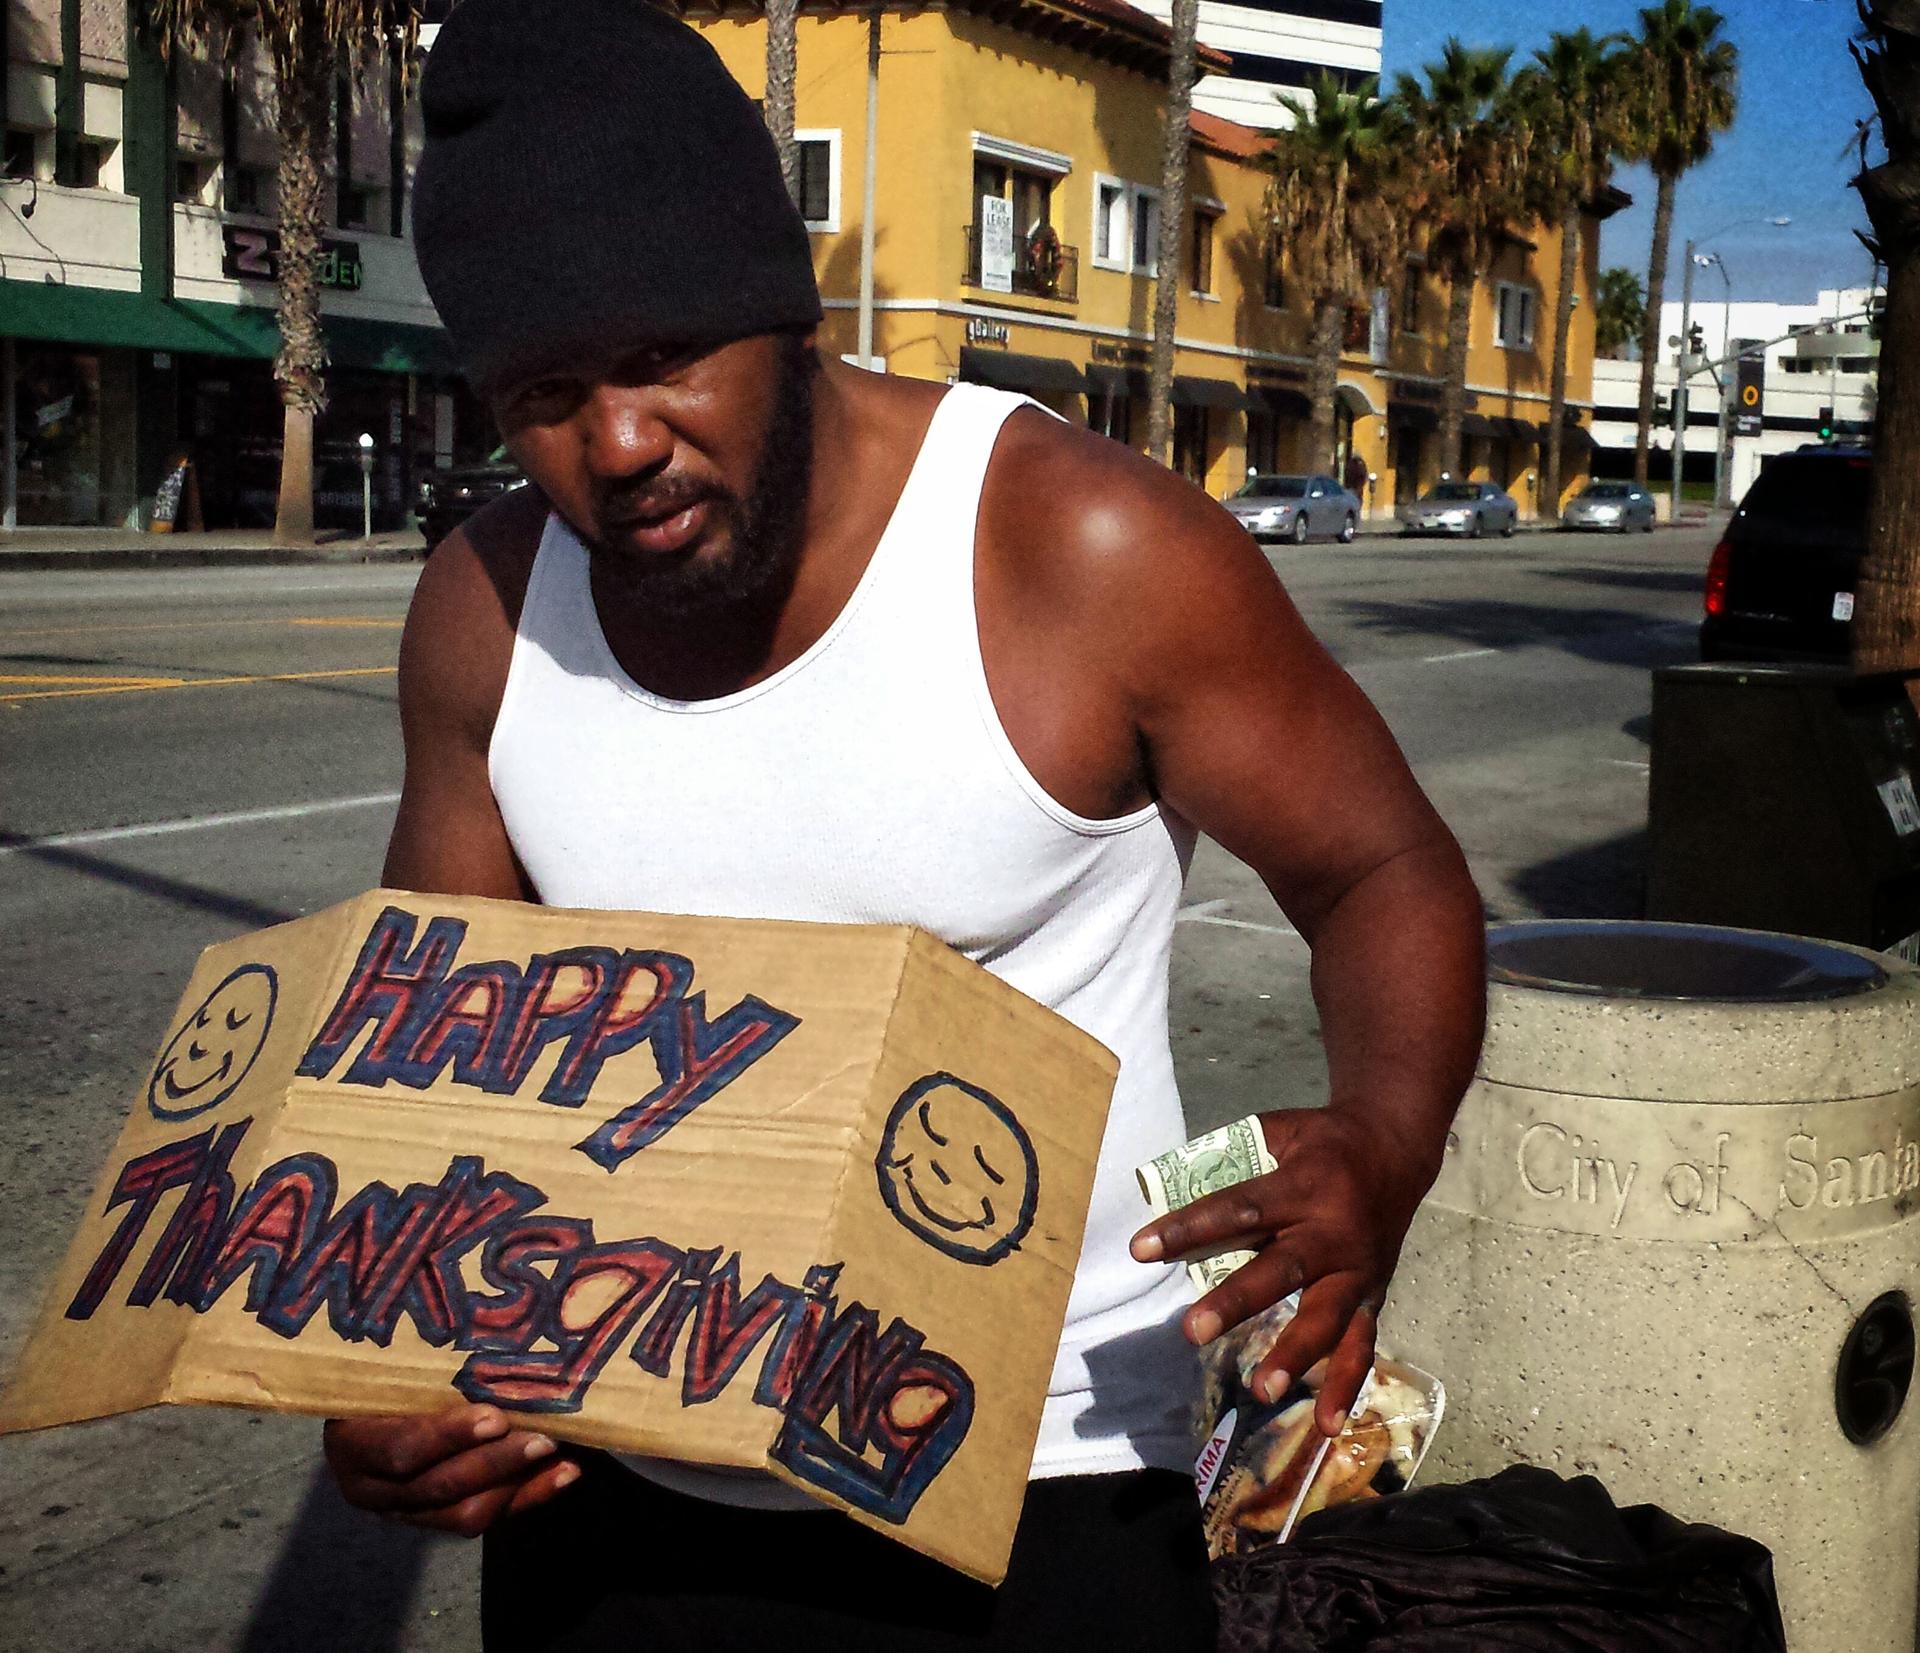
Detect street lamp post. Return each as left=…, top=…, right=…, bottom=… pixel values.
left=358, top=432, right=375, bottom=540
left=1671, top=216, right=1790, bottom=522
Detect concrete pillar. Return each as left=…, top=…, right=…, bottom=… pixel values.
left=1381, top=921, right=1920, bottom=1653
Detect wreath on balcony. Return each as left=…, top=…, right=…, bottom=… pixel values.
left=1025, top=224, right=1064, bottom=294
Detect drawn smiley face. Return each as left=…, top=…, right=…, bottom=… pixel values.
left=875, top=1073, right=1039, bottom=1266
left=147, top=964, right=278, bottom=1121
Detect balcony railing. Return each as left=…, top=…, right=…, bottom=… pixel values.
left=963, top=223, right=1079, bottom=304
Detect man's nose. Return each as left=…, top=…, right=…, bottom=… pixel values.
left=574, top=386, right=673, bottom=482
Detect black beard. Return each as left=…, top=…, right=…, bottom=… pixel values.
left=589, top=334, right=817, bottom=620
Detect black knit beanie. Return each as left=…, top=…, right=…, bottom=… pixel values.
left=411, top=0, right=823, bottom=393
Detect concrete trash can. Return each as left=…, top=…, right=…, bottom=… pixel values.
left=1380, top=920, right=1920, bottom=1653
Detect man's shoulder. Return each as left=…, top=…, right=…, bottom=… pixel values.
left=980, top=401, right=1261, bottom=620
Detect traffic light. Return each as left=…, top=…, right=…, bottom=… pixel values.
left=1819, top=405, right=1835, bottom=442
left=1688, top=322, right=1706, bottom=357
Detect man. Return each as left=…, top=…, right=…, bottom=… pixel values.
left=323, top=2, right=1485, bottom=1648
left=1344, top=448, right=1372, bottom=514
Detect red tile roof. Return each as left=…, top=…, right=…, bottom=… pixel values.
left=1189, top=108, right=1272, bottom=161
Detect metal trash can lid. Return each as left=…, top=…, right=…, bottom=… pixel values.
left=1488, top=920, right=1887, bottom=1004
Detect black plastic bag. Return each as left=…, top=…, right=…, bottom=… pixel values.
left=1214, top=1465, right=1789, bottom=1652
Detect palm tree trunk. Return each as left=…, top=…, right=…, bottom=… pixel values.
left=1308, top=297, right=1342, bottom=472
left=1634, top=170, right=1676, bottom=487
left=270, top=26, right=334, bottom=546
left=1146, top=0, right=1198, bottom=468
left=1438, top=271, right=1472, bottom=477
left=1853, top=260, right=1920, bottom=674
left=765, top=0, right=799, bottom=204
left=1543, top=201, right=1580, bottom=519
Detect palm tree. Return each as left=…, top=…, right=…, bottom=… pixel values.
left=1851, top=1, right=1920, bottom=675
left=1516, top=29, right=1629, bottom=518
left=1146, top=0, right=1199, bottom=468
left=1264, top=75, right=1411, bottom=474
left=1594, top=266, right=1647, bottom=358
left=1621, top=0, right=1738, bottom=487
left=765, top=0, right=800, bottom=203
left=1396, top=41, right=1529, bottom=480
left=149, top=0, right=422, bottom=544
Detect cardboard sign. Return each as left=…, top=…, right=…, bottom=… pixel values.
left=0, top=891, right=1118, bottom=1583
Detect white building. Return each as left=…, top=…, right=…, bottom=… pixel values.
left=1589, top=286, right=1882, bottom=503
left=1129, top=0, right=1383, bottom=131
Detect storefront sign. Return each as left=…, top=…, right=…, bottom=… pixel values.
left=965, top=318, right=1010, bottom=348
left=979, top=196, right=1014, bottom=295
left=222, top=227, right=364, bottom=292
left=1734, top=345, right=1766, bottom=438
left=1245, top=363, right=1305, bottom=385
left=1090, top=339, right=1152, bottom=367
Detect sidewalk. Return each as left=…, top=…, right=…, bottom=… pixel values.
left=0, top=526, right=427, bottom=571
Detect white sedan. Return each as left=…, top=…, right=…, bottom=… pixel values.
left=1401, top=481, right=1519, bottom=538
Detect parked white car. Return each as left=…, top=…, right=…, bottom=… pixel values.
left=1401, top=481, right=1519, bottom=538
left=1224, top=474, right=1362, bottom=545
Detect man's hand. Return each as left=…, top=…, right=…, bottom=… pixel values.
left=1130, top=1109, right=1438, bottom=1437
left=324, top=1405, right=582, bottom=1537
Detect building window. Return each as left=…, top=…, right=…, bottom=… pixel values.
left=4, top=128, right=42, bottom=180
left=1264, top=239, right=1287, bottom=310
left=339, top=184, right=385, bottom=229
left=1401, top=261, right=1423, bottom=333
left=1495, top=282, right=1538, bottom=350
left=174, top=155, right=217, bottom=205
left=1093, top=177, right=1128, bottom=269
left=794, top=129, right=840, bottom=232
left=232, top=164, right=274, bottom=216
left=1173, top=404, right=1209, bottom=486
left=1130, top=185, right=1160, bottom=275
left=1190, top=206, right=1218, bottom=296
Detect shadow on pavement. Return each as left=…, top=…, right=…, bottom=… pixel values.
left=1336, top=597, right=1694, bottom=670
left=0, top=839, right=297, bottom=930
left=1536, top=565, right=1707, bottom=595
left=237, top=1462, right=438, bottom=1652
left=1509, top=827, right=1649, bottom=921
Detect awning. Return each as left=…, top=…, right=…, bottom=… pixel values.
left=1561, top=422, right=1597, bottom=450
left=1494, top=416, right=1544, bottom=443
left=1388, top=401, right=1439, bottom=432
left=1461, top=413, right=1500, bottom=439
left=958, top=347, right=1087, bottom=395
left=1248, top=384, right=1313, bottom=419
left=1086, top=362, right=1151, bottom=401
left=1172, top=374, right=1249, bottom=411
left=0, top=279, right=459, bottom=375
left=1334, top=380, right=1379, bottom=417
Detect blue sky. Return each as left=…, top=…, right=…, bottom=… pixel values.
left=1381, top=0, right=1879, bottom=305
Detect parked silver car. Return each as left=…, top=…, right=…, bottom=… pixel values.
left=1402, top=480, right=1519, bottom=537
left=1561, top=481, right=1657, bottom=533
left=1224, top=474, right=1361, bottom=544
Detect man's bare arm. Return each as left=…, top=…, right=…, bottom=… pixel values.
left=1002, top=429, right=1485, bottom=1433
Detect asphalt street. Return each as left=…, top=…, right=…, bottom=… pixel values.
left=0, top=522, right=1717, bottom=1651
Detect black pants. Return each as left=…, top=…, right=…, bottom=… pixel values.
left=482, top=1452, right=1216, bottom=1652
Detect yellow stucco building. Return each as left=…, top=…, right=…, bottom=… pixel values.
left=675, top=0, right=1616, bottom=516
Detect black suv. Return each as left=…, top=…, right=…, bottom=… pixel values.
left=1700, top=445, right=1873, bottom=663
left=417, top=447, right=529, bottom=550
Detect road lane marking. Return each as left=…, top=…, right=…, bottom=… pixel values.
left=0, top=791, right=403, bottom=857
left=0, top=672, right=184, bottom=687
left=290, top=617, right=406, bottom=628
left=1605, top=758, right=1651, bottom=771
left=0, top=665, right=397, bottom=703
left=1177, top=900, right=1302, bottom=940
left=1419, top=647, right=1500, bottom=664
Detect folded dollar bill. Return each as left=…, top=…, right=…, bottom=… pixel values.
left=1136, top=1116, right=1278, bottom=1292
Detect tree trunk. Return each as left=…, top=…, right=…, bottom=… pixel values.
left=1542, top=201, right=1581, bottom=519
left=765, top=0, right=799, bottom=205
left=1634, top=170, right=1676, bottom=487
left=1438, top=270, right=1472, bottom=478
left=1146, top=0, right=1198, bottom=469
left=1853, top=258, right=1920, bottom=674
left=1308, top=297, right=1342, bottom=473
left=270, top=24, right=334, bottom=547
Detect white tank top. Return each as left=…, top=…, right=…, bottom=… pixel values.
left=488, top=381, right=1199, bottom=1498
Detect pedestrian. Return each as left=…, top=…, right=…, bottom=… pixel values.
left=319, top=2, right=1486, bottom=1649
left=1344, top=448, right=1371, bottom=515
